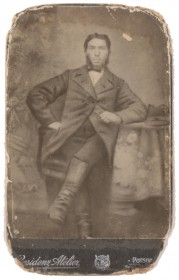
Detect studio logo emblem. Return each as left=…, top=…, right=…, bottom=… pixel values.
left=94, top=255, right=110, bottom=270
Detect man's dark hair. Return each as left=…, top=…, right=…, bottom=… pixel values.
left=84, top=33, right=111, bottom=51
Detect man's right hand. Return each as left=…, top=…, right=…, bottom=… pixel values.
left=48, top=122, right=61, bottom=131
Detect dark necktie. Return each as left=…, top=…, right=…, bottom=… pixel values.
left=88, top=67, right=102, bottom=73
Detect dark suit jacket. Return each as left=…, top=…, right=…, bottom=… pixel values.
left=27, top=65, right=147, bottom=176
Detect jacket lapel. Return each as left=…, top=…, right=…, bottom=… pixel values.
left=94, top=67, right=114, bottom=96
left=72, top=65, right=97, bottom=99
left=72, top=65, right=115, bottom=99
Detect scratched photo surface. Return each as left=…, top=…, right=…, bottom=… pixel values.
left=7, top=5, right=171, bottom=239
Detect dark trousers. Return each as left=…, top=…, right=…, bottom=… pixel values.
left=44, top=119, right=106, bottom=179
left=45, top=119, right=107, bottom=222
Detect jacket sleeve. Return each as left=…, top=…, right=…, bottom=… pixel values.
left=115, top=79, right=147, bottom=124
left=26, top=70, right=69, bottom=126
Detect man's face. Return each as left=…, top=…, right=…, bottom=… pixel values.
left=85, top=38, right=110, bottom=70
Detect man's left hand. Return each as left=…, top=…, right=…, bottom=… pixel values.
left=98, top=111, right=122, bottom=125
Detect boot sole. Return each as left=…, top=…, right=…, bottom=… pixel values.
left=48, top=214, right=64, bottom=226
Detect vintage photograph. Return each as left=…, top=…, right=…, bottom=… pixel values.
left=7, top=4, right=171, bottom=239
left=6, top=4, right=172, bottom=273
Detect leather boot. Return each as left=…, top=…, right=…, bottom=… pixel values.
left=77, top=213, right=91, bottom=238
left=75, top=188, right=92, bottom=238
left=48, top=157, right=89, bottom=225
